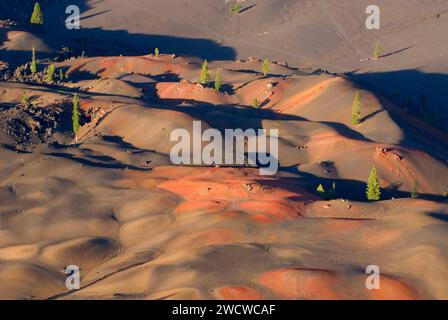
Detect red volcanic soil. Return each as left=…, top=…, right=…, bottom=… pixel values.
left=215, top=286, right=264, bottom=300
left=257, top=268, right=344, bottom=300
left=158, top=167, right=313, bottom=224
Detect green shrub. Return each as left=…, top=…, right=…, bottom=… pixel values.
left=262, top=59, right=270, bottom=76
left=30, top=47, right=37, bottom=74
left=214, top=71, right=221, bottom=93
left=30, top=2, right=44, bottom=25
left=316, top=184, right=326, bottom=198
left=373, top=40, right=381, bottom=59
left=200, top=60, right=211, bottom=85
left=366, top=165, right=381, bottom=201
left=45, top=64, right=55, bottom=83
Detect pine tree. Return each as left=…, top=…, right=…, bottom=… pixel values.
left=234, top=2, right=242, bottom=14
left=30, top=47, right=37, bottom=74
left=59, top=68, right=64, bottom=81
left=30, top=2, right=44, bottom=25
left=154, top=48, right=159, bottom=57
left=316, top=184, right=326, bottom=198
left=262, top=58, right=270, bottom=76
left=373, top=40, right=381, bottom=60
left=352, top=91, right=361, bottom=125
left=21, top=91, right=31, bottom=105
left=328, top=181, right=337, bottom=199
left=366, top=165, right=381, bottom=201
left=200, top=60, right=210, bottom=85
left=45, top=64, right=55, bottom=83
left=72, top=93, right=80, bottom=143
left=214, top=71, right=221, bottom=92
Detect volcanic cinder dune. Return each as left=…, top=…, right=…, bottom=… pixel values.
left=0, top=0, right=447, bottom=300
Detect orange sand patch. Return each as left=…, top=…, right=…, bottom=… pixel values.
left=67, top=55, right=194, bottom=80
left=274, top=77, right=343, bottom=114
left=258, top=268, right=344, bottom=300
left=369, top=276, right=419, bottom=300
left=157, top=168, right=313, bottom=224
left=156, top=82, right=229, bottom=105
left=235, top=78, right=276, bottom=106
left=216, top=286, right=263, bottom=300
left=239, top=200, right=303, bottom=223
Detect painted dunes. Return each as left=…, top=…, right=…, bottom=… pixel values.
left=0, top=53, right=447, bottom=299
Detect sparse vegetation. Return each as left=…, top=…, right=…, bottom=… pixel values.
left=252, top=98, right=261, bottom=108
left=200, top=60, right=211, bottom=85
left=229, top=2, right=242, bottom=14
left=30, top=2, right=44, bottom=25
left=262, top=59, right=270, bottom=76
left=21, top=91, right=31, bottom=106
left=30, top=47, right=37, bottom=75
left=214, top=71, right=221, bottom=93
left=315, top=182, right=337, bottom=199
left=316, top=184, right=326, bottom=198
left=328, top=182, right=337, bottom=199
left=351, top=91, right=361, bottom=125
left=373, top=40, right=381, bottom=60
left=234, top=2, right=242, bottom=13
left=45, top=64, right=55, bottom=83
left=58, top=68, right=65, bottom=81
left=72, top=93, right=80, bottom=143
left=366, top=165, right=381, bottom=201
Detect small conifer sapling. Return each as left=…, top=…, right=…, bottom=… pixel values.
left=30, top=2, right=44, bottom=25
left=30, top=47, right=37, bottom=74
left=262, top=59, right=270, bottom=76
left=59, top=68, right=64, bottom=81
left=21, top=91, right=31, bottom=105
left=316, top=184, right=326, bottom=198
left=214, top=71, right=221, bottom=93
left=373, top=40, right=381, bottom=60
left=252, top=98, right=261, bottom=108
left=72, top=94, right=80, bottom=143
left=234, top=2, right=242, bottom=14
left=45, top=64, right=55, bottom=83
left=200, top=60, right=211, bottom=85
left=366, top=165, right=381, bottom=201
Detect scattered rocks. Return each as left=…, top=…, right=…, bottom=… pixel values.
left=244, top=183, right=254, bottom=192
left=0, top=100, right=70, bottom=151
